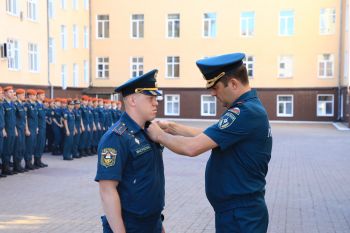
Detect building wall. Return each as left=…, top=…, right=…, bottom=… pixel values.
left=0, top=0, right=48, bottom=86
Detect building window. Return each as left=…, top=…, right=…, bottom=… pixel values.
left=203, top=13, right=217, bottom=38
left=72, top=0, right=78, bottom=10
left=48, top=37, right=55, bottom=64
left=165, top=95, right=180, bottom=116
left=346, top=0, right=349, bottom=32
left=73, top=64, right=78, bottom=87
left=277, top=95, right=293, bottom=117
left=84, top=26, right=89, bottom=48
left=28, top=43, right=39, bottom=72
left=97, top=15, right=109, bottom=38
left=318, top=54, right=334, bottom=78
left=48, top=0, right=54, bottom=19
left=84, top=60, right=89, bottom=84
left=73, top=25, right=78, bottom=48
left=278, top=56, right=293, bottom=78
left=60, top=0, right=66, bottom=10
left=166, top=56, right=180, bottom=78
left=6, top=0, right=19, bottom=15
left=240, top=11, right=255, bottom=36
left=201, top=95, right=216, bottom=116
left=131, top=14, right=144, bottom=38
left=131, top=57, right=144, bottom=77
left=61, top=64, right=67, bottom=89
left=97, top=57, right=109, bottom=79
left=279, top=10, right=294, bottom=36
left=167, top=14, right=180, bottom=38
left=60, top=25, right=67, bottom=49
left=317, top=95, right=334, bottom=116
left=84, top=0, right=89, bottom=10
left=27, top=0, right=37, bottom=21
left=243, top=55, right=254, bottom=78
left=7, top=39, right=20, bottom=70
left=320, top=8, right=336, bottom=35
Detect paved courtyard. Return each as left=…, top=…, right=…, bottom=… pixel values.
left=0, top=122, right=350, bottom=233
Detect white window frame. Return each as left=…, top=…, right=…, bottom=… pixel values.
left=84, top=60, right=89, bottom=84
left=27, top=0, right=38, bottom=21
left=166, top=56, right=180, bottom=79
left=243, top=55, right=255, bottom=78
left=240, top=11, right=255, bottom=37
left=72, top=0, right=78, bottom=10
left=96, top=57, right=109, bottom=79
left=73, top=25, right=79, bottom=48
left=278, top=55, right=293, bottom=78
left=28, top=43, right=39, bottom=72
left=344, top=51, right=349, bottom=82
left=130, top=57, right=144, bottom=78
left=318, top=54, right=334, bottom=78
left=279, top=10, right=294, bottom=36
left=203, top=13, right=217, bottom=38
left=277, top=95, right=294, bottom=117
left=131, top=14, right=144, bottom=39
left=48, top=37, right=55, bottom=64
left=60, top=0, right=66, bottom=10
left=165, top=94, right=180, bottom=116
left=84, top=0, right=89, bottom=10
left=6, top=0, right=19, bottom=16
left=84, top=26, right=89, bottom=48
left=61, top=64, right=67, bottom=89
left=317, top=94, right=334, bottom=117
left=60, top=25, right=67, bottom=49
left=96, top=15, right=109, bottom=39
left=167, top=14, right=180, bottom=38
left=320, top=8, right=336, bottom=35
left=7, top=39, right=20, bottom=71
left=48, top=0, right=54, bottom=19
left=201, top=95, right=216, bottom=116
left=73, top=63, right=79, bottom=87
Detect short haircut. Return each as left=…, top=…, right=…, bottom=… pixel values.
left=219, top=64, right=249, bottom=87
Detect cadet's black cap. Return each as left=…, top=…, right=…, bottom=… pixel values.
left=196, top=53, right=245, bottom=89
left=114, top=69, right=162, bottom=97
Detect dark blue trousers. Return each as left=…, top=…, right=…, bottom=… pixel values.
left=214, top=196, right=268, bottom=233
left=52, top=124, right=62, bottom=150
left=63, top=131, right=74, bottom=159
left=79, top=128, right=88, bottom=151
left=101, top=213, right=162, bottom=233
left=0, top=133, right=3, bottom=160
left=72, top=131, right=81, bottom=157
left=25, top=130, right=37, bottom=161
left=35, top=127, right=46, bottom=158
left=14, top=128, right=25, bottom=161
left=93, top=130, right=99, bottom=147
left=3, top=134, right=16, bottom=163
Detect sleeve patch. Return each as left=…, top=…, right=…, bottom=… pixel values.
left=101, top=148, right=117, bottom=168
left=218, top=112, right=236, bottom=129
left=228, top=107, right=240, bottom=116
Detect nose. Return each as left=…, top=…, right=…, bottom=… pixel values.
left=152, top=97, right=158, bottom=106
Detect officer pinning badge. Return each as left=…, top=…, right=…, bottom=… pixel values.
left=101, top=148, right=117, bottom=168
left=218, top=112, right=236, bottom=129
left=228, top=107, right=240, bottom=116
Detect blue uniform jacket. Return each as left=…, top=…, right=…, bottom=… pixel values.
left=95, top=112, right=165, bottom=217
left=203, top=90, right=272, bottom=212
left=3, top=99, right=17, bottom=136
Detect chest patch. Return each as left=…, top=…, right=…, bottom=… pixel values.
left=101, top=148, right=117, bottom=168
left=218, top=112, right=236, bottom=129
left=135, top=144, right=152, bottom=156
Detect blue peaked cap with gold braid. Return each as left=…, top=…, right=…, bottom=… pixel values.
left=115, top=69, right=162, bottom=97
left=196, top=53, right=245, bottom=89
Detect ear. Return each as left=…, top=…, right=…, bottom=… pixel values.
left=228, top=78, right=238, bottom=89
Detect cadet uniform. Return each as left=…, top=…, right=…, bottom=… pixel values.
left=0, top=87, right=6, bottom=177
left=52, top=99, right=63, bottom=155
left=62, top=101, right=75, bottom=160
left=196, top=53, right=272, bottom=233
left=80, top=96, right=90, bottom=156
left=92, top=101, right=100, bottom=154
left=73, top=100, right=82, bottom=159
left=95, top=69, right=165, bottom=233
left=87, top=104, right=95, bottom=155
left=13, top=89, right=26, bottom=172
left=34, top=90, right=48, bottom=168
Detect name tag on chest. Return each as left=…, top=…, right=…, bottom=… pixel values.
left=135, top=144, right=152, bottom=156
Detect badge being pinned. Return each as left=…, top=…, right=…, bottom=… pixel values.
left=101, top=148, right=117, bottom=168
left=218, top=112, right=236, bottom=129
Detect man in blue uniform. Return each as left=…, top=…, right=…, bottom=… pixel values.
left=34, top=89, right=48, bottom=168
left=62, top=100, right=76, bottom=160
left=2, top=86, right=17, bottom=175
left=79, top=95, right=90, bottom=157
left=73, top=99, right=82, bottom=159
left=52, top=98, right=63, bottom=155
left=95, top=69, right=165, bottom=233
left=0, top=87, right=6, bottom=177
left=147, top=53, right=272, bottom=233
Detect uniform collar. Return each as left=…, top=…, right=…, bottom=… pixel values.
left=120, top=112, right=142, bottom=134
left=230, top=89, right=257, bottom=107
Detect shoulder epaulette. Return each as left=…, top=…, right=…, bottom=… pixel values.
left=112, top=122, right=127, bottom=135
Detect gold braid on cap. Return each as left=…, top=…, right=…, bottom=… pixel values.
left=205, top=72, right=226, bottom=88
left=135, top=87, right=159, bottom=94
